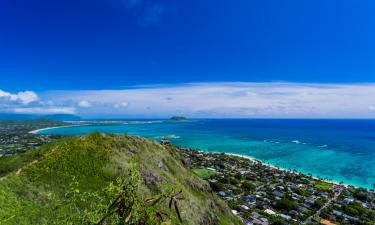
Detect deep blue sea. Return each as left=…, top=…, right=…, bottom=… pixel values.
left=38, top=119, right=375, bottom=189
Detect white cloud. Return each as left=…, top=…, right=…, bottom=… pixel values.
left=17, top=91, right=39, bottom=104
left=13, top=107, right=76, bottom=115
left=42, top=82, right=375, bottom=118
left=0, top=90, right=11, bottom=98
left=113, top=102, right=129, bottom=109
left=0, top=89, right=76, bottom=115
left=77, top=100, right=92, bottom=108
left=0, top=89, right=38, bottom=105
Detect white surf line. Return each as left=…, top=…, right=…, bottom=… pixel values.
left=29, top=124, right=84, bottom=134
left=28, top=120, right=166, bottom=134
left=193, top=150, right=352, bottom=189
left=224, top=152, right=350, bottom=188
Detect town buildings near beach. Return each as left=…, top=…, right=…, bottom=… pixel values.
left=175, top=147, right=375, bottom=225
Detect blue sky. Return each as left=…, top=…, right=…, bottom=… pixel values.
left=0, top=0, right=375, bottom=118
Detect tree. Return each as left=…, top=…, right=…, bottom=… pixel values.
left=242, top=181, right=255, bottom=191
left=275, top=198, right=298, bottom=211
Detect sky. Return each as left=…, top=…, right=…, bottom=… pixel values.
left=0, top=0, right=375, bottom=118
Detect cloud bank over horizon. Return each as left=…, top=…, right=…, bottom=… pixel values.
left=1, top=82, right=375, bottom=118
left=0, top=89, right=75, bottom=115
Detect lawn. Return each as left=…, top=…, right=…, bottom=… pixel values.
left=314, top=181, right=333, bottom=191
left=192, top=168, right=216, bottom=178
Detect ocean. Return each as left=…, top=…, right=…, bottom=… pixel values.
left=37, top=119, right=375, bottom=189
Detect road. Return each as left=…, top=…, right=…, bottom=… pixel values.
left=304, top=187, right=343, bottom=224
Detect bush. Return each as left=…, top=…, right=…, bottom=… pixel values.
left=229, top=177, right=240, bottom=185
left=313, top=198, right=326, bottom=209
left=219, top=177, right=229, bottom=184
left=211, top=182, right=224, bottom=192
left=242, top=181, right=255, bottom=191
left=342, top=201, right=368, bottom=217
left=274, top=198, right=298, bottom=211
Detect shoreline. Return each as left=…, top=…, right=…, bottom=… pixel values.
left=30, top=124, right=369, bottom=190
left=28, top=120, right=164, bottom=134
left=223, top=152, right=352, bottom=189
left=192, top=149, right=365, bottom=189
left=29, top=125, right=83, bottom=134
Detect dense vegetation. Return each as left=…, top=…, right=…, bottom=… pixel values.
left=0, top=133, right=240, bottom=225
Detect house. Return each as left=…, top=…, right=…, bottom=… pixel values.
left=240, top=205, right=250, bottom=211
left=160, top=139, right=170, bottom=145
left=278, top=214, right=291, bottom=220
left=218, top=191, right=226, bottom=197
left=243, top=195, right=256, bottom=203
left=332, top=210, right=342, bottom=216
left=239, top=169, right=251, bottom=175
left=251, top=211, right=260, bottom=219
left=260, top=218, right=269, bottom=224
left=299, top=206, right=308, bottom=213
left=305, top=197, right=316, bottom=207
left=264, top=209, right=276, bottom=215
left=251, top=218, right=268, bottom=225
left=343, top=198, right=354, bottom=205
left=272, top=190, right=284, bottom=198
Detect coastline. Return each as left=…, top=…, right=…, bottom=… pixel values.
left=28, top=120, right=164, bottom=134
left=29, top=125, right=83, bottom=134
left=30, top=124, right=367, bottom=190
left=223, top=152, right=351, bottom=189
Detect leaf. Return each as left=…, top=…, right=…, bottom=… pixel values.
left=174, top=202, right=182, bottom=222
left=169, top=197, right=173, bottom=209
left=125, top=212, right=132, bottom=223
left=156, top=212, right=164, bottom=222
left=151, top=196, right=164, bottom=206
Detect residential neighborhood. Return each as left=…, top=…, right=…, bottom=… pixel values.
left=176, top=147, right=375, bottom=225
left=0, top=120, right=64, bottom=157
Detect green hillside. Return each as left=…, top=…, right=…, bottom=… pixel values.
left=0, top=133, right=241, bottom=225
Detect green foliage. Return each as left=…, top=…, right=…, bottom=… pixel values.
left=274, top=198, right=298, bottom=211
left=342, top=201, right=369, bottom=217
left=0, top=146, right=46, bottom=176
left=211, top=182, right=225, bottom=192
left=269, top=216, right=285, bottom=225
left=0, top=134, right=240, bottom=225
left=242, top=181, right=255, bottom=191
left=314, top=181, right=332, bottom=191
left=353, top=189, right=369, bottom=201
left=219, top=177, right=229, bottom=184
left=97, top=169, right=183, bottom=225
left=229, top=177, right=240, bottom=185
left=192, top=168, right=215, bottom=179
left=313, top=198, right=326, bottom=209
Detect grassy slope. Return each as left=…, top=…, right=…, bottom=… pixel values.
left=0, top=133, right=240, bottom=225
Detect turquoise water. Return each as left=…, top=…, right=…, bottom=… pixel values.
left=38, top=119, right=375, bottom=189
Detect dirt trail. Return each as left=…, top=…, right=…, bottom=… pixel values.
left=0, top=160, right=39, bottom=181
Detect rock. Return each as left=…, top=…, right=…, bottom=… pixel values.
left=199, top=213, right=220, bottom=225
left=187, top=179, right=210, bottom=192
left=141, top=171, right=163, bottom=185
left=181, top=158, right=191, bottom=167
left=209, top=201, right=216, bottom=210
left=158, top=159, right=167, bottom=171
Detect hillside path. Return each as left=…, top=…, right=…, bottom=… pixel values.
left=0, top=160, right=39, bottom=181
